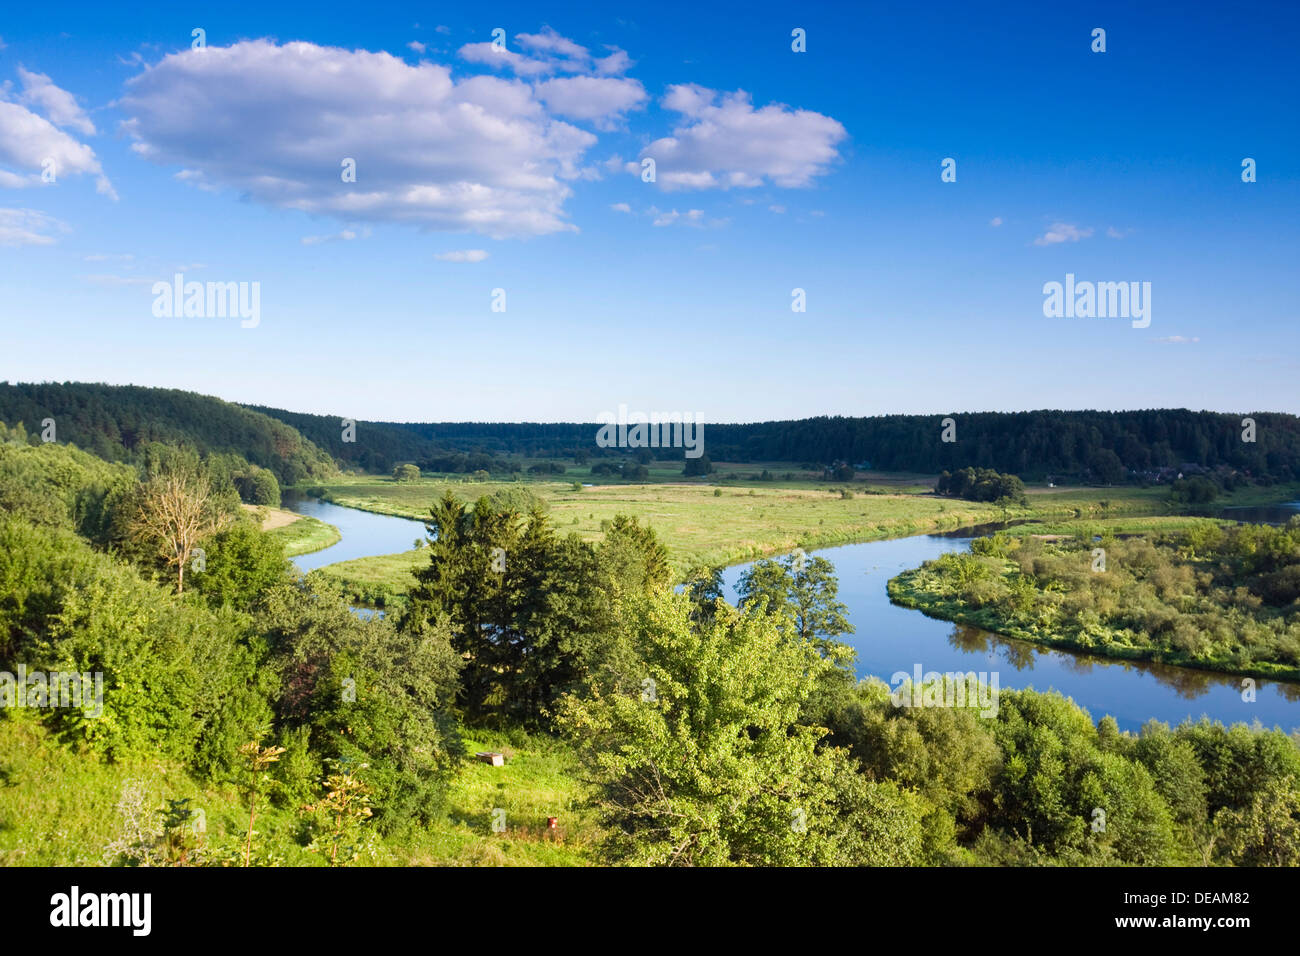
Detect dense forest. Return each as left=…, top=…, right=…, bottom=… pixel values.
left=244, top=406, right=1300, bottom=482
left=256, top=406, right=1300, bottom=481
left=253, top=403, right=1300, bottom=481
left=5, top=384, right=1299, bottom=483
left=0, top=383, right=336, bottom=484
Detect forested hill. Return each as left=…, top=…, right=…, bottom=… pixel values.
left=703, top=410, right=1300, bottom=480
left=0, top=382, right=336, bottom=483
left=252, top=406, right=1300, bottom=481
left=6, top=384, right=1299, bottom=482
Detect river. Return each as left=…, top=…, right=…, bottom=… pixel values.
left=283, top=495, right=1300, bottom=734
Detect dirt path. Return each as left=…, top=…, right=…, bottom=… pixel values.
left=241, top=504, right=303, bottom=530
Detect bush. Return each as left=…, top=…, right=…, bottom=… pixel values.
left=235, top=465, right=281, bottom=506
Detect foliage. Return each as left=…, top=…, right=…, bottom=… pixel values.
left=936, top=467, right=1028, bottom=504
left=0, top=383, right=336, bottom=483
left=557, top=592, right=924, bottom=865
left=891, top=521, right=1300, bottom=679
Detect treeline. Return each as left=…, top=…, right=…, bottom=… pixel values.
left=9, top=385, right=1300, bottom=482
left=891, top=522, right=1300, bottom=680
left=0, top=383, right=336, bottom=485
left=256, top=406, right=1300, bottom=480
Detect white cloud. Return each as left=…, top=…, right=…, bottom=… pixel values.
left=17, top=67, right=96, bottom=135
left=458, top=42, right=557, bottom=77
left=1106, top=226, right=1133, bottom=239
left=459, top=30, right=632, bottom=82
left=119, top=40, right=599, bottom=238
left=302, top=229, right=358, bottom=245
left=1033, top=222, right=1093, bottom=246
left=516, top=27, right=588, bottom=60
left=648, top=206, right=726, bottom=228
left=0, top=207, right=69, bottom=246
left=84, top=252, right=135, bottom=262
left=594, top=48, right=633, bottom=75
left=0, top=75, right=115, bottom=197
left=989, top=216, right=1002, bottom=227
left=83, top=273, right=156, bottom=287
left=768, top=204, right=786, bottom=214
left=535, top=75, right=646, bottom=127
left=434, top=248, right=489, bottom=262
left=640, top=85, right=846, bottom=190
left=1153, top=335, right=1200, bottom=344
left=609, top=202, right=631, bottom=213
left=407, top=41, right=427, bottom=54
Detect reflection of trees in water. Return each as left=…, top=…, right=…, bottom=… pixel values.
left=1276, top=682, right=1300, bottom=703
left=945, top=622, right=1300, bottom=702
left=946, top=625, right=1038, bottom=671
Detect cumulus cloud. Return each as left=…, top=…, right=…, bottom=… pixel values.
left=594, top=48, right=634, bottom=75
left=434, top=248, right=489, bottom=262
left=535, top=75, right=646, bottom=127
left=1033, top=222, right=1093, bottom=246
left=0, top=93, right=115, bottom=197
left=989, top=216, right=1003, bottom=227
left=458, top=43, right=557, bottom=77
left=638, top=85, right=846, bottom=190
left=0, top=207, right=69, bottom=246
left=459, top=28, right=634, bottom=81
left=516, top=27, right=588, bottom=60
left=17, top=67, right=96, bottom=135
left=609, top=202, right=631, bottom=213
left=118, top=40, right=600, bottom=238
left=407, top=41, right=427, bottom=54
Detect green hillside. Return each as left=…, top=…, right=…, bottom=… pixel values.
left=0, top=382, right=337, bottom=484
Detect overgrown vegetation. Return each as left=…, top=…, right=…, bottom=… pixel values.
left=3, top=398, right=1300, bottom=868
left=890, top=522, right=1300, bottom=680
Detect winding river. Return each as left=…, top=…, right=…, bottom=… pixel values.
left=283, top=495, right=1300, bottom=735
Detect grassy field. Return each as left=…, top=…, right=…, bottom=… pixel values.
left=407, top=729, right=594, bottom=866
left=292, top=471, right=1239, bottom=605
left=0, top=714, right=592, bottom=867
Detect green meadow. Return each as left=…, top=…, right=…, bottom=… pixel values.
left=289, top=472, right=1247, bottom=606
left=0, top=714, right=590, bottom=868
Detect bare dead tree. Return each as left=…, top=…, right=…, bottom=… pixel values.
left=127, top=456, right=230, bottom=593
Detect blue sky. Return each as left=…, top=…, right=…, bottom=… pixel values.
left=1, top=0, right=1297, bottom=422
